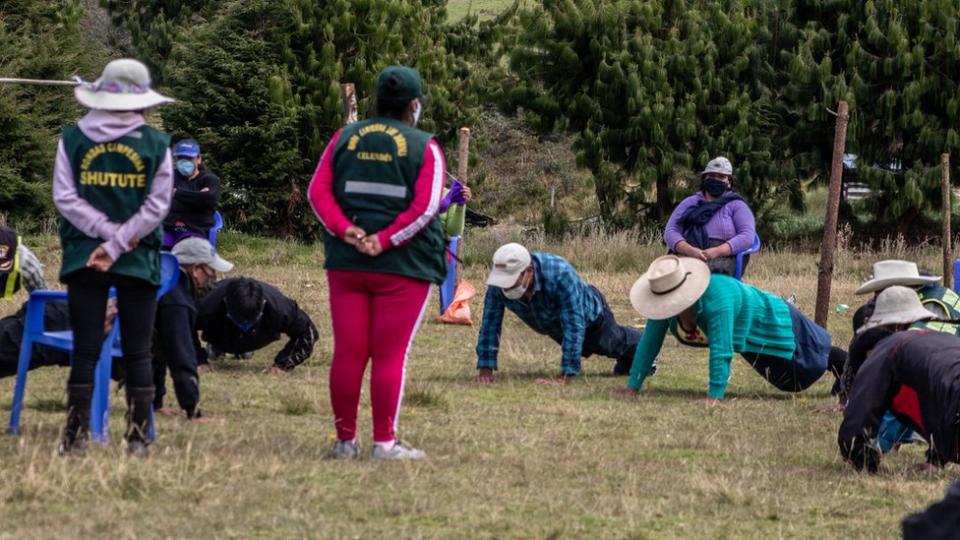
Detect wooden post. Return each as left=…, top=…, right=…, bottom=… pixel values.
left=340, top=83, right=358, bottom=125
left=815, top=101, right=849, bottom=328
left=454, top=128, right=471, bottom=284
left=943, top=153, right=952, bottom=289
left=457, top=127, right=471, bottom=184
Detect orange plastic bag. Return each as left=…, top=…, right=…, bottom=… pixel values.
left=439, top=280, right=476, bottom=325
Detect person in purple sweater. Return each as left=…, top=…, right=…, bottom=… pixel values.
left=664, top=156, right=756, bottom=276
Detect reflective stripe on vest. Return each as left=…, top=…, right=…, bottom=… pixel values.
left=343, top=181, right=408, bottom=199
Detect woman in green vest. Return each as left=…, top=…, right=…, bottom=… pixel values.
left=308, top=66, right=447, bottom=460
left=53, top=59, right=175, bottom=456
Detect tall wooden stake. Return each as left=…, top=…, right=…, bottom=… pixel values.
left=457, top=127, right=471, bottom=184
left=340, top=83, right=358, bottom=125
left=943, top=153, right=952, bottom=289
left=454, top=128, right=471, bottom=284
left=815, top=101, right=849, bottom=328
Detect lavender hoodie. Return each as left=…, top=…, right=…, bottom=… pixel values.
left=663, top=192, right=756, bottom=254
left=53, top=110, right=173, bottom=263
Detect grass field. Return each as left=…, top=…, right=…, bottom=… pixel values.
left=0, top=228, right=954, bottom=539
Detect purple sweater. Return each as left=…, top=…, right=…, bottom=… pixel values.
left=53, top=110, right=173, bottom=262
left=663, top=192, right=756, bottom=254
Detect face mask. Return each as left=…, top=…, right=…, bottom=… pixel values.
left=412, top=100, right=422, bottom=127
left=503, top=284, right=526, bottom=300
left=701, top=178, right=729, bottom=197
left=176, top=159, right=196, bottom=177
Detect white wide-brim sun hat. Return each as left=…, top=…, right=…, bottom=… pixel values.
left=855, top=259, right=941, bottom=295
left=74, top=58, right=174, bottom=111
left=859, top=285, right=937, bottom=332
left=629, top=255, right=711, bottom=320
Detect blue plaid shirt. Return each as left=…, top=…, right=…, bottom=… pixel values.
left=475, top=253, right=604, bottom=375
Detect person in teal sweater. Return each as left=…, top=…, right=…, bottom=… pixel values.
left=620, top=255, right=846, bottom=402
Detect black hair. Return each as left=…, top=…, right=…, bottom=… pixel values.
left=224, top=278, right=264, bottom=323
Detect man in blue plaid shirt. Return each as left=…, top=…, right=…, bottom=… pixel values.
left=476, top=243, right=643, bottom=384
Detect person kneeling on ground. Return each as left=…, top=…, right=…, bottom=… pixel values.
left=476, top=243, right=643, bottom=384
left=196, top=277, right=318, bottom=374
left=839, top=286, right=960, bottom=473
left=153, top=237, right=234, bottom=419
left=620, top=255, right=846, bottom=403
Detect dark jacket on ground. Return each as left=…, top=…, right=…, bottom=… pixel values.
left=163, top=168, right=221, bottom=235
left=153, top=268, right=202, bottom=417
left=197, top=278, right=317, bottom=370
left=0, top=301, right=71, bottom=377
left=839, top=330, right=960, bottom=471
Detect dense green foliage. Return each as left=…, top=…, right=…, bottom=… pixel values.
left=3, top=0, right=960, bottom=237
left=0, top=0, right=106, bottom=228
left=102, top=0, right=515, bottom=237
left=508, top=0, right=960, bottom=232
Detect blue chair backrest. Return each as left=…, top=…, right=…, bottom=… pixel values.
left=157, top=252, right=180, bottom=298
left=734, top=234, right=761, bottom=281
left=208, top=211, right=224, bottom=248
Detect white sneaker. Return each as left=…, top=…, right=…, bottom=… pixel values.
left=331, top=439, right=359, bottom=459
left=370, top=442, right=425, bottom=461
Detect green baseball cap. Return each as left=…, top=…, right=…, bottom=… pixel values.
left=376, top=65, right=424, bottom=104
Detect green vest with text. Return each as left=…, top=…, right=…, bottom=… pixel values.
left=916, top=284, right=960, bottom=335
left=58, top=125, right=170, bottom=285
left=324, top=117, right=446, bottom=284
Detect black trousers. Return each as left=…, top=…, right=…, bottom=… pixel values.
left=741, top=346, right=847, bottom=392
left=64, top=269, right=157, bottom=388
left=581, top=287, right=644, bottom=364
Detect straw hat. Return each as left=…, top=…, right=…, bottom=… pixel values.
left=630, top=255, right=711, bottom=320
left=855, top=260, right=941, bottom=295
left=74, top=59, right=174, bottom=111
left=859, top=285, right=937, bottom=332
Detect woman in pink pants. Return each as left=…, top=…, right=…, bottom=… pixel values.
left=308, top=66, right=447, bottom=460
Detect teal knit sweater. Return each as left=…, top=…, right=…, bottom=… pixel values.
left=627, top=274, right=796, bottom=399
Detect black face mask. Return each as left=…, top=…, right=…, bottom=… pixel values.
left=701, top=178, right=729, bottom=197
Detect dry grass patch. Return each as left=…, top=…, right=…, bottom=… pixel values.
left=0, top=230, right=953, bottom=538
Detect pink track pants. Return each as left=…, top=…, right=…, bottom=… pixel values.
left=327, top=270, right=431, bottom=443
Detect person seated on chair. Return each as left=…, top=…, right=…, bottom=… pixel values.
left=153, top=237, right=234, bottom=420
left=839, top=286, right=960, bottom=473
left=663, top=156, right=757, bottom=276
left=618, top=255, right=847, bottom=403
left=197, top=277, right=318, bottom=374
left=475, top=243, right=643, bottom=384
left=162, top=139, right=221, bottom=249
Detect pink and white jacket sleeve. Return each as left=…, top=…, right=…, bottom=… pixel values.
left=307, top=130, right=353, bottom=239
left=375, top=139, right=446, bottom=251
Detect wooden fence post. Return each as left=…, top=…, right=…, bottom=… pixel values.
left=815, top=101, right=849, bottom=328
left=340, top=83, right=358, bottom=125
left=943, top=153, right=952, bottom=289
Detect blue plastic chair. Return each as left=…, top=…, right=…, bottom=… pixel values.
left=439, top=236, right=461, bottom=314
left=8, top=252, right=180, bottom=443
left=208, top=211, right=223, bottom=248
left=734, top=234, right=761, bottom=281
left=953, top=259, right=960, bottom=292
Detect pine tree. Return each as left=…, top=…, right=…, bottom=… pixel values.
left=103, top=0, right=511, bottom=237
left=0, top=0, right=106, bottom=227
left=507, top=0, right=807, bottom=228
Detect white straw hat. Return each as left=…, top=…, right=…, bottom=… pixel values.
left=74, top=59, right=174, bottom=111
left=859, top=285, right=937, bottom=332
left=630, top=255, right=711, bottom=320
left=855, top=260, right=941, bottom=295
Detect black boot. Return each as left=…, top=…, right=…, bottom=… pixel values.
left=125, top=386, right=155, bottom=458
left=59, top=384, right=93, bottom=456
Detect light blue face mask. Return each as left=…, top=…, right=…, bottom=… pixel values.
left=176, top=159, right=196, bottom=177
